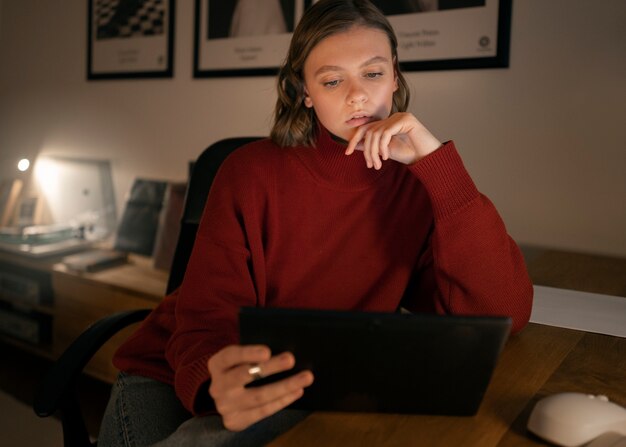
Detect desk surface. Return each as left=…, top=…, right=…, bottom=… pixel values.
left=269, top=323, right=626, bottom=447
left=52, top=253, right=167, bottom=302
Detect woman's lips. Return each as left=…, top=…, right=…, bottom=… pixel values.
left=346, top=115, right=374, bottom=127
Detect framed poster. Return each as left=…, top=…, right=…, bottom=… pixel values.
left=88, top=0, right=175, bottom=80
left=194, top=0, right=510, bottom=77
left=194, top=0, right=311, bottom=77
left=372, top=0, right=512, bottom=71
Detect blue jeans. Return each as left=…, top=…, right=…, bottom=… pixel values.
left=98, top=373, right=311, bottom=447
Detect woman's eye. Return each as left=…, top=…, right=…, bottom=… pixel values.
left=365, top=72, right=383, bottom=79
left=323, top=79, right=340, bottom=88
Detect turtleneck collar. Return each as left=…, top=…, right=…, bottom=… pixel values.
left=290, top=125, right=392, bottom=191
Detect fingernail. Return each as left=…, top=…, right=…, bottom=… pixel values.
left=254, top=346, right=270, bottom=356
left=300, top=372, right=314, bottom=385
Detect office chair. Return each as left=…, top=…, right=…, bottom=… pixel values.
left=33, top=137, right=263, bottom=447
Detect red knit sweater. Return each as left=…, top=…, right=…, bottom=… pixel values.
left=113, top=128, right=533, bottom=414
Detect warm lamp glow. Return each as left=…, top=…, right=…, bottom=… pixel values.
left=17, top=158, right=30, bottom=172
left=34, top=157, right=61, bottom=194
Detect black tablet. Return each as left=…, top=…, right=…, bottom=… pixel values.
left=239, top=307, right=511, bottom=415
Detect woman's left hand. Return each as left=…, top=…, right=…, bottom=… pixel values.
left=345, top=112, right=442, bottom=169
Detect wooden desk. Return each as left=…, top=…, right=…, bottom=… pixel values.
left=0, top=249, right=168, bottom=383
left=523, top=247, right=626, bottom=298
left=52, top=254, right=167, bottom=383
left=270, top=323, right=626, bottom=446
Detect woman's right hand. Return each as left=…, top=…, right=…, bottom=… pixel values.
left=207, top=344, right=314, bottom=431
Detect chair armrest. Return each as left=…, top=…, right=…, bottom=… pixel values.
left=34, top=308, right=151, bottom=417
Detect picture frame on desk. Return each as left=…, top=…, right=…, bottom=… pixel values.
left=193, top=0, right=312, bottom=77
left=15, top=196, right=42, bottom=227
left=87, top=0, right=175, bottom=80
left=0, top=179, right=23, bottom=227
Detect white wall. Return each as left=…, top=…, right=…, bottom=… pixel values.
left=1, top=0, right=625, bottom=257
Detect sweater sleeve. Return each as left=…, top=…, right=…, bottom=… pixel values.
left=164, top=153, right=261, bottom=415
left=403, top=141, right=533, bottom=333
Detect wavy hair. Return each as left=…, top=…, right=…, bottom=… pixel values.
left=270, top=0, right=410, bottom=148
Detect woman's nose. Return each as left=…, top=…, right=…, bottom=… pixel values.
left=347, top=82, right=367, bottom=105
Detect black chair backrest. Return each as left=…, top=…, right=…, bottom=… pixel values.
left=165, top=137, right=262, bottom=294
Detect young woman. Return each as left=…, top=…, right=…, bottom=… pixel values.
left=99, top=1, right=533, bottom=445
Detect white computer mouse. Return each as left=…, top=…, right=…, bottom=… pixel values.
left=527, top=392, right=626, bottom=446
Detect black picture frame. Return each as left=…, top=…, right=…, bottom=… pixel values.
left=382, top=0, right=512, bottom=71
left=87, top=0, right=175, bottom=80
left=194, top=0, right=510, bottom=78
left=193, top=0, right=311, bottom=78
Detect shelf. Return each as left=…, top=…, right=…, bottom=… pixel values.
left=0, top=296, right=54, bottom=316
left=0, top=249, right=167, bottom=383
left=0, top=332, right=54, bottom=359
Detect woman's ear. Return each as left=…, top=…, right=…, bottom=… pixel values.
left=303, top=87, right=313, bottom=108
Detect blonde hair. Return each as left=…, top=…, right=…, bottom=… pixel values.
left=270, top=0, right=410, bottom=148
